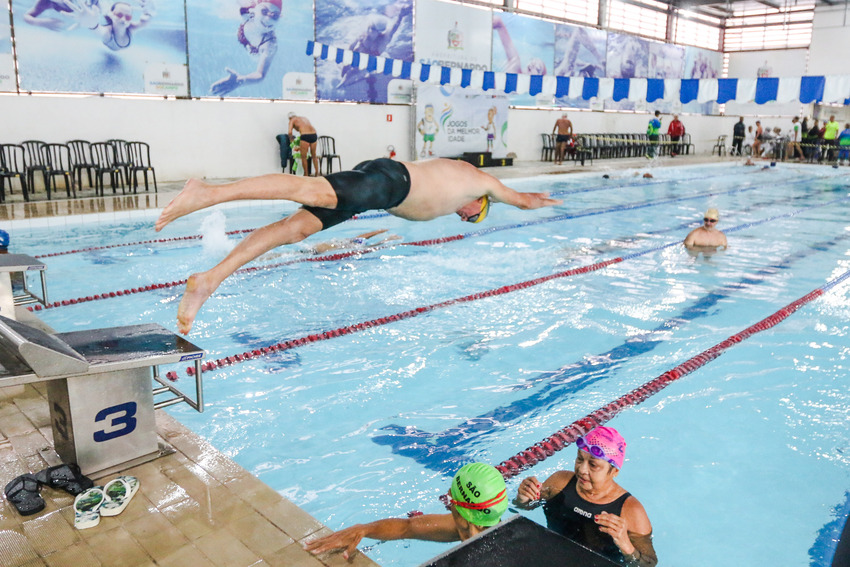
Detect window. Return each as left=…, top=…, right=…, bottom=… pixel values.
left=515, top=0, right=599, bottom=26
left=672, top=11, right=722, bottom=50
left=606, top=0, right=668, bottom=41
left=723, top=0, right=814, bottom=51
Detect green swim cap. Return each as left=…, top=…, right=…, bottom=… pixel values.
left=449, top=463, right=508, bottom=527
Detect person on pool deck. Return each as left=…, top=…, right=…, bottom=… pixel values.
left=287, top=113, right=319, bottom=176
left=513, top=427, right=657, bottom=566
left=683, top=207, right=727, bottom=250
left=304, top=462, right=509, bottom=560
left=154, top=158, right=562, bottom=334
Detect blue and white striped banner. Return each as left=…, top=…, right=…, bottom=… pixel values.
left=307, top=41, right=850, bottom=105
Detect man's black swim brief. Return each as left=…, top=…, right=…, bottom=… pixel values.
left=302, top=158, right=411, bottom=229
left=300, top=133, right=318, bottom=144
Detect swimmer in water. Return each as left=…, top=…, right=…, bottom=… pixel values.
left=305, top=463, right=509, bottom=560
left=154, top=158, right=562, bottom=334
left=683, top=207, right=727, bottom=251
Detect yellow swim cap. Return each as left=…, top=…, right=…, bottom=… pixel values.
left=468, top=196, right=490, bottom=224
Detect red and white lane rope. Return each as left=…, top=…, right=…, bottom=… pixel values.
left=493, top=267, right=850, bottom=480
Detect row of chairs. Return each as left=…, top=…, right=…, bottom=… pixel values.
left=575, top=133, right=694, bottom=160
left=540, top=133, right=593, bottom=165
left=276, top=134, right=342, bottom=175
left=0, top=139, right=157, bottom=203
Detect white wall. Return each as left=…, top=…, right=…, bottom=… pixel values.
left=0, top=95, right=413, bottom=181
left=1, top=94, right=740, bottom=183
left=809, top=4, right=850, bottom=76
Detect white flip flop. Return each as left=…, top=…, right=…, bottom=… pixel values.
left=73, top=486, right=105, bottom=529
left=100, top=476, right=140, bottom=517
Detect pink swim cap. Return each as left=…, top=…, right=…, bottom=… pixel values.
left=577, top=426, right=627, bottom=470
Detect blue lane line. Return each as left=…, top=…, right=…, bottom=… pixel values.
left=370, top=204, right=850, bottom=473
left=809, top=490, right=850, bottom=567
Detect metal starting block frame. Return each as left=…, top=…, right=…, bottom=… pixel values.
left=0, top=315, right=204, bottom=477
left=0, top=254, right=48, bottom=308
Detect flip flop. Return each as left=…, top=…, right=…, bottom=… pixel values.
left=73, top=486, right=105, bottom=530
left=34, top=463, right=94, bottom=496
left=4, top=474, right=45, bottom=516
left=100, top=476, right=140, bottom=517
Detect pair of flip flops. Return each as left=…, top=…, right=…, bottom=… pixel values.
left=3, top=463, right=94, bottom=517
left=74, top=476, right=140, bottom=530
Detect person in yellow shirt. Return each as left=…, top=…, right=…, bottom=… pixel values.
left=822, top=115, right=840, bottom=163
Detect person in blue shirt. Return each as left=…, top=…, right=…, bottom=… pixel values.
left=646, top=111, right=661, bottom=159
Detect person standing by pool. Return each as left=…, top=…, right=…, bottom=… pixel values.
left=822, top=115, right=840, bottom=163
left=667, top=114, right=685, bottom=157
left=645, top=111, right=661, bottom=159
left=304, top=462, right=509, bottom=561
left=732, top=117, right=746, bottom=156
left=513, top=427, right=657, bottom=566
left=287, top=113, right=319, bottom=176
left=684, top=207, right=727, bottom=250
left=553, top=113, right=574, bottom=165
left=155, top=158, right=562, bottom=334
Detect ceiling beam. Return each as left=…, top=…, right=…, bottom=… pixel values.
left=755, top=0, right=783, bottom=8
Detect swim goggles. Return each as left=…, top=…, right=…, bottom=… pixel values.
left=466, top=195, right=490, bottom=224
left=449, top=489, right=507, bottom=511
left=576, top=436, right=619, bottom=469
left=703, top=218, right=718, bottom=223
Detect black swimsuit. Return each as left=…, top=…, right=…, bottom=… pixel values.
left=300, top=133, right=318, bottom=144
left=303, top=158, right=411, bottom=229
left=543, top=476, right=631, bottom=560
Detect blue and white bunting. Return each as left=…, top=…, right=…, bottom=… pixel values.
left=306, top=41, right=850, bottom=105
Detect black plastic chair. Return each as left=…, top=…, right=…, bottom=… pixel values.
left=540, top=133, right=554, bottom=162
left=107, top=139, right=133, bottom=182
left=67, top=140, right=98, bottom=189
left=711, top=135, right=727, bottom=156
left=20, top=140, right=49, bottom=195
left=126, top=141, right=157, bottom=193
left=42, top=143, right=76, bottom=198
left=0, top=144, right=30, bottom=202
left=90, top=142, right=126, bottom=196
left=317, top=136, right=342, bottom=174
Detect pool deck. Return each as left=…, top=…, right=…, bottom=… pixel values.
left=0, top=154, right=729, bottom=566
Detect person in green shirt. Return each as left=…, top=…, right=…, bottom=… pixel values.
left=823, top=115, right=840, bottom=163
left=645, top=111, right=661, bottom=159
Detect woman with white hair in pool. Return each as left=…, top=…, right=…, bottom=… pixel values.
left=514, top=426, right=657, bottom=566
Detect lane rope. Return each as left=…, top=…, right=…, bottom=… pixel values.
left=30, top=178, right=841, bottom=312
left=493, top=266, right=850, bottom=479
left=29, top=166, right=802, bottom=259
left=159, top=193, right=849, bottom=381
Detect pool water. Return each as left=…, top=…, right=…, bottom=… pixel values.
left=9, top=163, right=850, bottom=566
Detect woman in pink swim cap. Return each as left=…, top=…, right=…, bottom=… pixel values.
left=514, top=426, right=657, bottom=566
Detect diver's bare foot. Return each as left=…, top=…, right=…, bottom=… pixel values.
left=155, top=178, right=215, bottom=232
left=176, top=273, right=216, bottom=334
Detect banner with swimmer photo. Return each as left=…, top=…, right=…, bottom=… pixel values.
left=491, top=12, right=554, bottom=108
left=12, top=0, right=188, bottom=94
left=316, top=0, right=414, bottom=104
left=415, top=84, right=509, bottom=160
left=0, top=3, right=14, bottom=92
left=186, top=0, right=314, bottom=100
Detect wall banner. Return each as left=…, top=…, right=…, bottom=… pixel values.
left=12, top=0, right=187, bottom=94
left=415, top=84, right=509, bottom=159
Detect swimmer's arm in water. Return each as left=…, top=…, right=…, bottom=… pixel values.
left=305, top=515, right=460, bottom=559
left=211, top=40, right=277, bottom=95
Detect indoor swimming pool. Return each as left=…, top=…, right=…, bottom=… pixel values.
left=7, top=162, right=850, bottom=566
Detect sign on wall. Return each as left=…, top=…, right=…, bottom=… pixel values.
left=316, top=0, right=414, bottom=103
left=553, top=22, right=607, bottom=109
left=12, top=0, right=187, bottom=94
left=415, top=0, right=491, bottom=72
left=186, top=0, right=313, bottom=99
left=416, top=84, right=509, bottom=159
left=491, top=12, right=554, bottom=107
